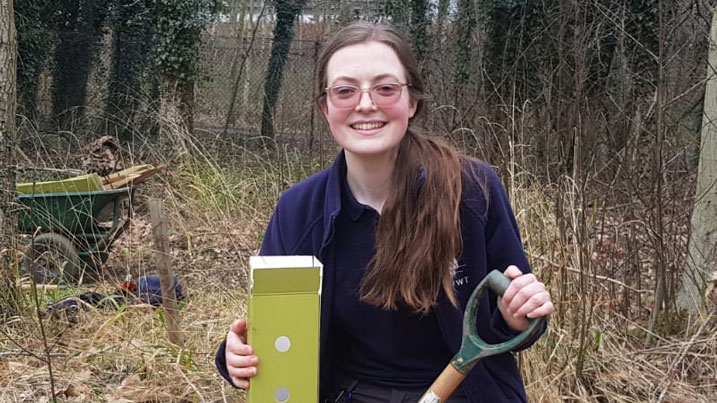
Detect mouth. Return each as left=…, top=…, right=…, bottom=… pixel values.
left=351, top=121, right=386, bottom=130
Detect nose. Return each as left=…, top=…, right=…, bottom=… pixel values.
left=356, top=89, right=376, bottom=110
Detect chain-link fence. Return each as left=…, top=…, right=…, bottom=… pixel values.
left=195, top=34, right=325, bottom=147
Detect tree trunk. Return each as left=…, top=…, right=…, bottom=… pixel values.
left=106, top=0, right=152, bottom=141
left=410, top=0, right=430, bottom=81
left=677, top=7, right=717, bottom=313
left=0, top=0, right=20, bottom=316
left=260, top=0, right=305, bottom=139
left=51, top=0, right=108, bottom=132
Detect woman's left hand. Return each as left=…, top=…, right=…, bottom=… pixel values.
left=497, top=265, right=554, bottom=332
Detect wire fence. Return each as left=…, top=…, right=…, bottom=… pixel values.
left=195, top=35, right=324, bottom=147
left=19, top=2, right=714, bottom=181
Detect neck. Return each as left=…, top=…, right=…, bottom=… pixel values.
left=344, top=151, right=397, bottom=213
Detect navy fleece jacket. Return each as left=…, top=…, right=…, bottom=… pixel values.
left=215, top=151, right=547, bottom=402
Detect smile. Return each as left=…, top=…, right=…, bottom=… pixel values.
left=351, top=122, right=385, bottom=130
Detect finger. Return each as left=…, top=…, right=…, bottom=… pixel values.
left=526, top=300, right=555, bottom=319
left=226, top=352, right=259, bottom=369
left=226, top=336, right=254, bottom=356
left=227, top=361, right=258, bottom=378
left=502, top=272, right=536, bottom=303
left=506, top=281, right=545, bottom=313
left=228, top=363, right=258, bottom=389
left=512, top=289, right=550, bottom=317
left=231, top=376, right=250, bottom=389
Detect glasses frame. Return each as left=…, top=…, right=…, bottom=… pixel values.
left=324, top=82, right=410, bottom=109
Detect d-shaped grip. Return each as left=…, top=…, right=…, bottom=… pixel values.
left=453, top=270, right=545, bottom=374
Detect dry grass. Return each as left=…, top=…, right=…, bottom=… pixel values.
left=511, top=175, right=717, bottom=403
left=0, top=285, right=248, bottom=402
left=2, top=126, right=716, bottom=402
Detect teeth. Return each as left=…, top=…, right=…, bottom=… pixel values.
left=352, top=122, right=384, bottom=130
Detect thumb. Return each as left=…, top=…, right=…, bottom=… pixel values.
left=229, top=319, right=248, bottom=338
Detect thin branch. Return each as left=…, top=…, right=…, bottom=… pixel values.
left=530, top=253, right=654, bottom=294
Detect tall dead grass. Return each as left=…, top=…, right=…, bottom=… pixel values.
left=2, top=115, right=716, bottom=402
left=511, top=172, right=717, bottom=402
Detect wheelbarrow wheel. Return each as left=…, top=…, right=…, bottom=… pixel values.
left=22, top=233, right=81, bottom=285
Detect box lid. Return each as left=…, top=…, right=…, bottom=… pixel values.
left=249, top=256, right=323, bottom=295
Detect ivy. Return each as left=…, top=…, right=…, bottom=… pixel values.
left=14, top=0, right=54, bottom=119
left=148, top=0, right=222, bottom=85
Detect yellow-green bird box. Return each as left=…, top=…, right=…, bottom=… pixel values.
left=247, top=255, right=322, bottom=403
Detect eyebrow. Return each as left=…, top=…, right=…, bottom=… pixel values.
left=330, top=73, right=403, bottom=85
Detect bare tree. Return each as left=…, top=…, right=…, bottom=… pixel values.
left=0, top=0, right=19, bottom=315
left=677, top=6, right=717, bottom=313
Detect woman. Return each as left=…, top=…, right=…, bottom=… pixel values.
left=215, top=21, right=554, bottom=403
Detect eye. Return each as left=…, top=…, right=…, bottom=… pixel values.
left=331, top=86, right=358, bottom=99
left=373, top=83, right=400, bottom=97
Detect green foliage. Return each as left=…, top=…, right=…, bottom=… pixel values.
left=409, top=0, right=430, bottom=59
left=51, top=0, right=109, bottom=31
left=454, top=0, right=478, bottom=87
left=14, top=0, right=54, bottom=120
left=382, top=0, right=411, bottom=27
left=106, top=0, right=154, bottom=140
left=626, top=0, right=659, bottom=85
left=148, top=0, right=222, bottom=84
left=380, top=0, right=431, bottom=69
left=50, top=0, right=110, bottom=131
left=380, top=0, right=432, bottom=78
left=482, top=0, right=543, bottom=99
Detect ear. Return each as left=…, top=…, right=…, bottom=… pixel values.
left=408, top=98, right=418, bottom=119
left=319, top=100, right=329, bottom=118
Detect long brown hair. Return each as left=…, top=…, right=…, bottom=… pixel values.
left=317, top=22, right=468, bottom=314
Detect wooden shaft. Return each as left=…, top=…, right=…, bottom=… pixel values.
left=417, top=364, right=466, bottom=403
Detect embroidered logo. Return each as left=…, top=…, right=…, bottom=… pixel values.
left=451, top=259, right=469, bottom=287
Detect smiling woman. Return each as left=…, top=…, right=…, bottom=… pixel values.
left=216, top=21, right=554, bottom=403
left=320, top=41, right=417, bottom=173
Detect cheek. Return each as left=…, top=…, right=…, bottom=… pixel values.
left=324, top=106, right=351, bottom=127
left=382, top=103, right=413, bottom=125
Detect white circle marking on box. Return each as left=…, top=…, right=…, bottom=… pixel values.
left=275, top=336, right=291, bottom=352
left=275, top=387, right=290, bottom=402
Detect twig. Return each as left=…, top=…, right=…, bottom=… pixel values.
left=176, top=360, right=205, bottom=402
left=0, top=324, right=44, bottom=361
left=656, top=311, right=715, bottom=402
left=530, top=253, right=653, bottom=294
left=0, top=350, right=69, bottom=358
left=31, top=283, right=58, bottom=403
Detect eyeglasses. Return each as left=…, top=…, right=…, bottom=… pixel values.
left=325, top=83, right=409, bottom=109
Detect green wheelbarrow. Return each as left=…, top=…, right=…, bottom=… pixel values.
left=16, top=185, right=135, bottom=284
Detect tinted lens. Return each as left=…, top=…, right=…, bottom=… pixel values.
left=327, top=83, right=405, bottom=108
left=370, top=84, right=403, bottom=105
left=331, top=86, right=359, bottom=100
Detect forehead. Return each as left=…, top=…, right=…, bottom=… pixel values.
left=325, top=41, right=406, bottom=83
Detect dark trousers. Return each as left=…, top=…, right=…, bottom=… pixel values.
left=333, top=377, right=469, bottom=403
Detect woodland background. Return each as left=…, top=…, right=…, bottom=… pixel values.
left=1, top=0, right=716, bottom=402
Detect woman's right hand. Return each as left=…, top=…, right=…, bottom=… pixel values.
left=225, top=319, right=259, bottom=389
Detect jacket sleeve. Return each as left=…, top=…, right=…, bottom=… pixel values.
left=481, top=164, right=548, bottom=350
left=214, top=339, right=238, bottom=388
left=215, top=205, right=287, bottom=387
